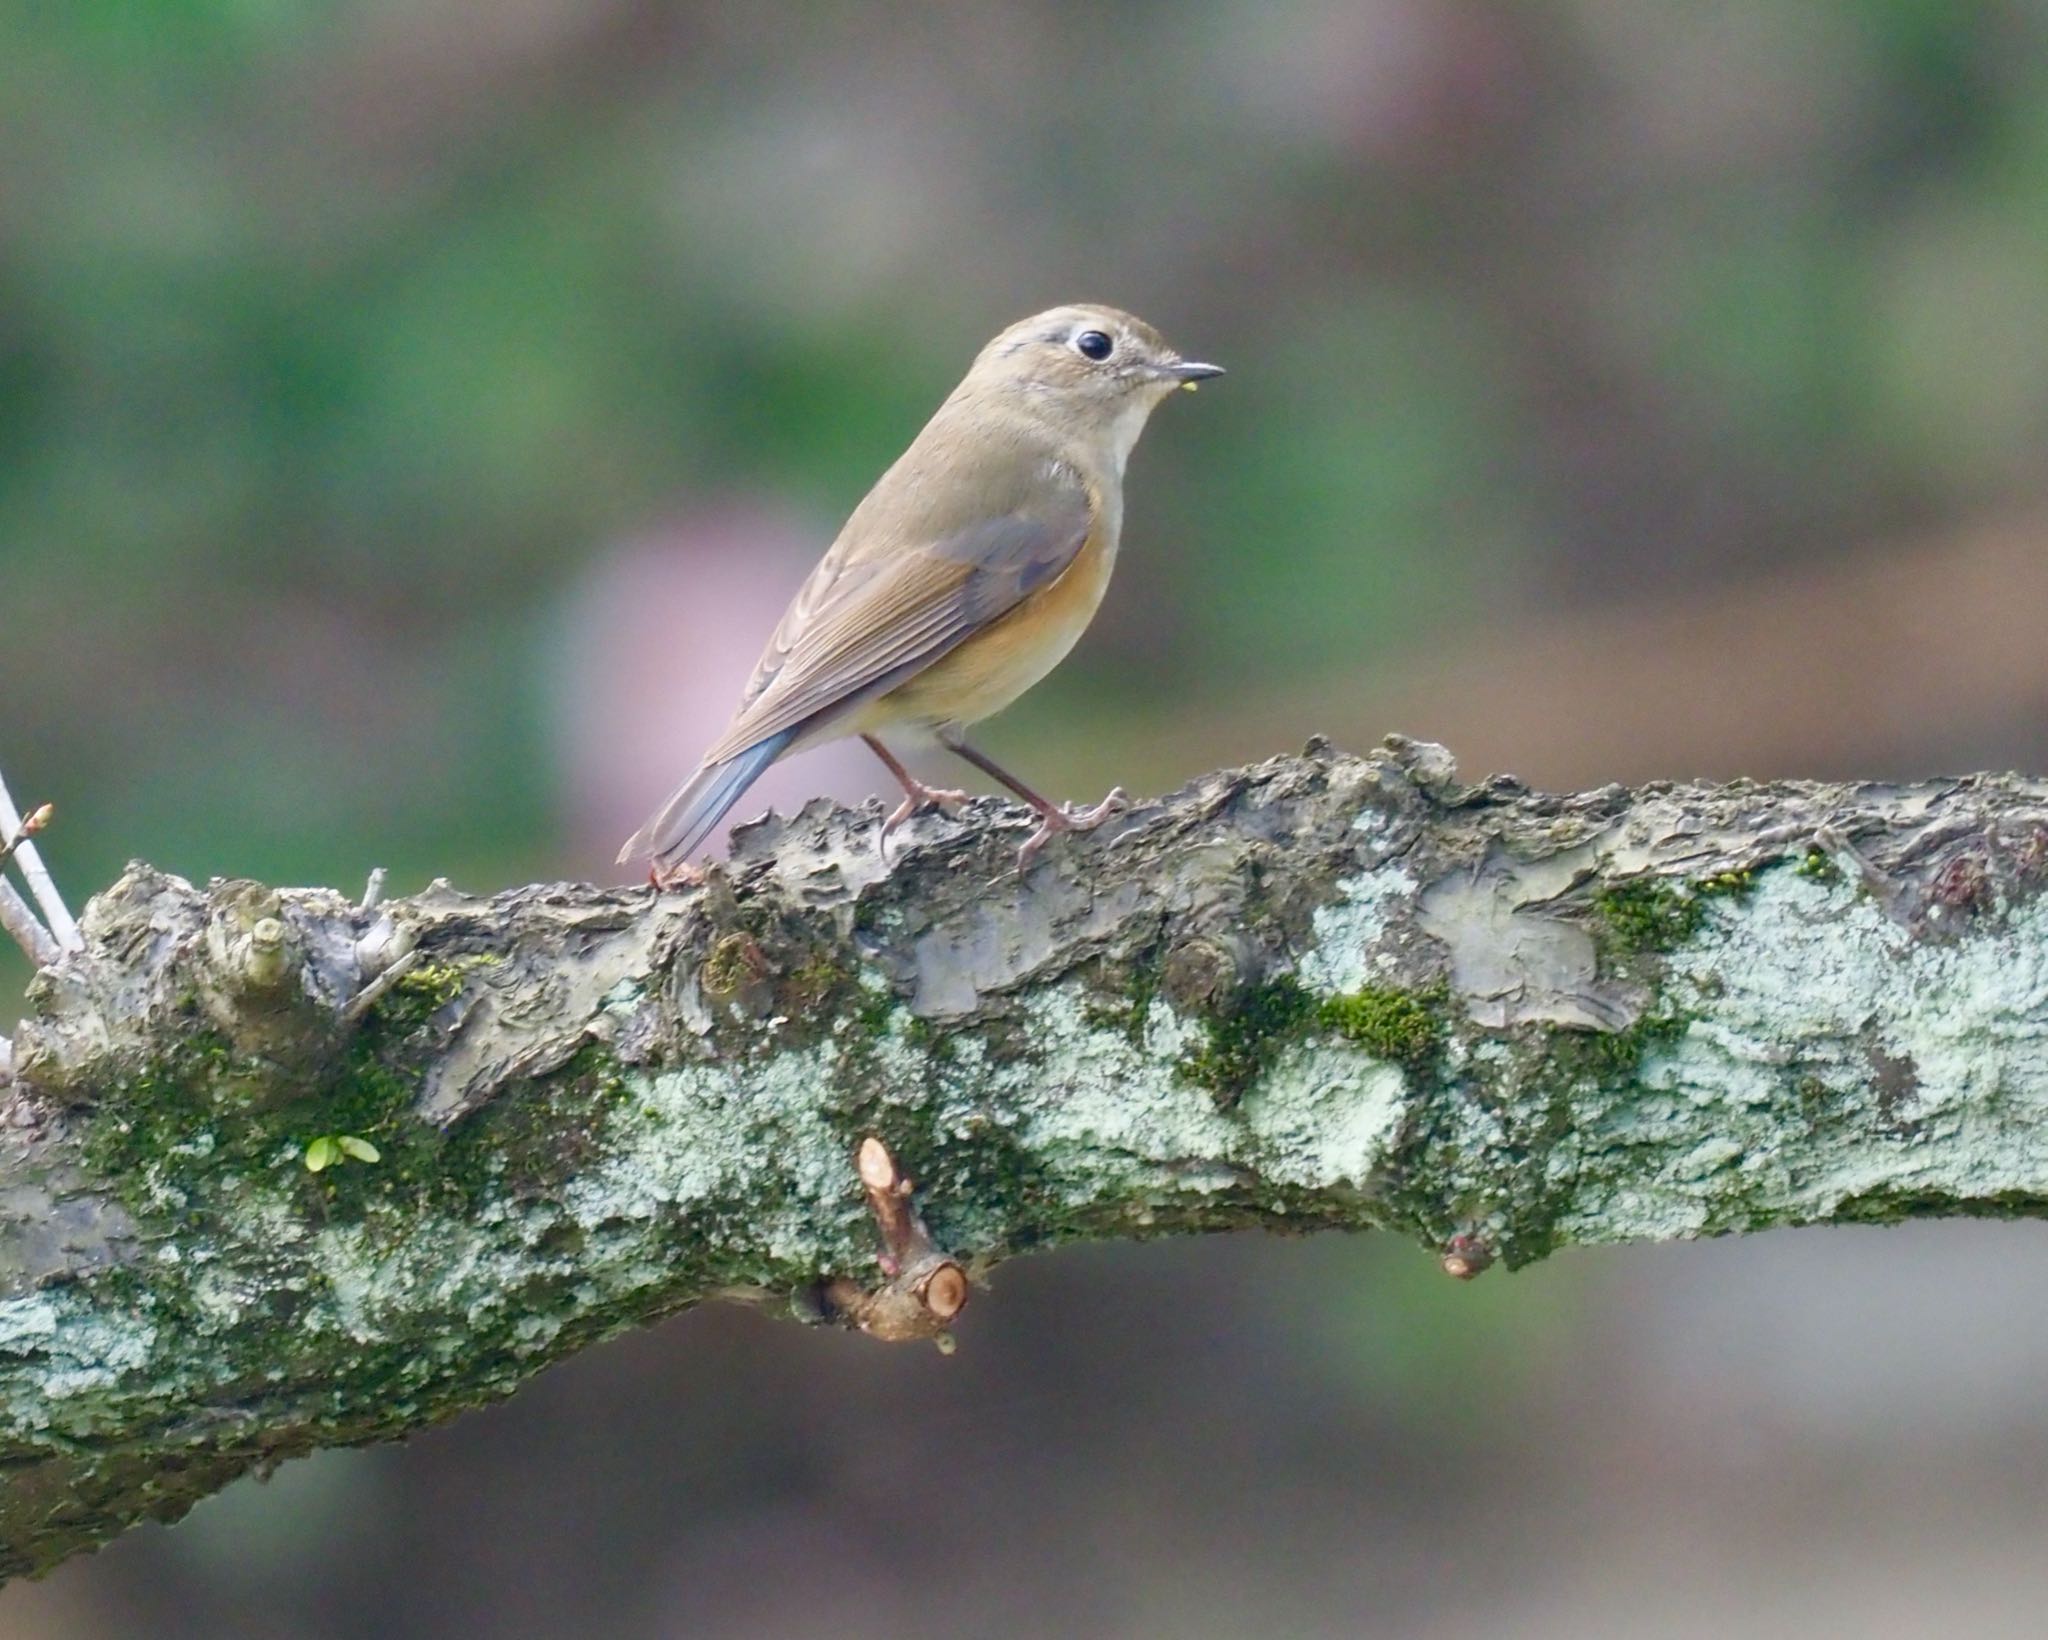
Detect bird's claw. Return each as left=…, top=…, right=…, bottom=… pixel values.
left=1015, top=787, right=1131, bottom=871
left=878, top=781, right=972, bottom=862
left=1065, top=786, right=1130, bottom=829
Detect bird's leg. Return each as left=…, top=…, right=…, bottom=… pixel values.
left=864, top=736, right=971, bottom=857
left=939, top=735, right=1128, bottom=869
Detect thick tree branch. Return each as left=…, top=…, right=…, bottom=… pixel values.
left=6, top=739, right=2048, bottom=1578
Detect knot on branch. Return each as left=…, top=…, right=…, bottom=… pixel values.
left=14, top=866, right=422, bottom=1108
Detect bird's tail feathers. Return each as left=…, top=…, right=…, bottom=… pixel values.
left=617, top=731, right=794, bottom=874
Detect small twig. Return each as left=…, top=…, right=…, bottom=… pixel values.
left=0, top=772, right=78, bottom=951
left=340, top=945, right=423, bottom=1026
left=0, top=877, right=59, bottom=968
left=0, top=1033, right=12, bottom=1081
left=360, top=867, right=388, bottom=913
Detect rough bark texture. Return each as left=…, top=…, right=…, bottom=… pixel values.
left=6, top=738, right=2048, bottom=1579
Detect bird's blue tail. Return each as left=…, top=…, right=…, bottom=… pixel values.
left=617, top=731, right=795, bottom=875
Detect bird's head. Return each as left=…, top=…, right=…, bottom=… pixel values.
left=964, top=303, right=1222, bottom=465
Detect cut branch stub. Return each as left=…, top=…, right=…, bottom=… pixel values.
left=192, top=883, right=333, bottom=1084
left=1440, top=1229, right=1496, bottom=1281
left=815, top=1138, right=970, bottom=1348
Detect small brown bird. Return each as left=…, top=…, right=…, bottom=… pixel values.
left=620, top=303, right=1220, bottom=878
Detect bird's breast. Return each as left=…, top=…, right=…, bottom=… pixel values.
left=881, top=517, right=1120, bottom=729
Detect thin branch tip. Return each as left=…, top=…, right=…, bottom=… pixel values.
left=0, top=802, right=52, bottom=874
left=0, top=768, right=78, bottom=951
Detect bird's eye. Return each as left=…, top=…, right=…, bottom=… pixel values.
left=1073, top=329, right=1114, bottom=361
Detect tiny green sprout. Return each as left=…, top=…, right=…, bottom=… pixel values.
left=304, top=1134, right=380, bottom=1172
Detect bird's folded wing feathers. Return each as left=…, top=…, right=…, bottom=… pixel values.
left=701, top=485, right=1094, bottom=763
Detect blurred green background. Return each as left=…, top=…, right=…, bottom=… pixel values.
left=7, top=2, right=2048, bottom=1635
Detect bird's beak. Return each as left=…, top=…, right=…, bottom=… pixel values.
left=1168, top=359, right=1225, bottom=390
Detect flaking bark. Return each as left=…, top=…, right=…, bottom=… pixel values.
left=5, top=738, right=2048, bottom=1579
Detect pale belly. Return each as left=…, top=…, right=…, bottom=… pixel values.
left=865, top=530, right=1118, bottom=732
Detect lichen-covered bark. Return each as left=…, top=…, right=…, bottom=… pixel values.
left=5, top=738, right=2048, bottom=1579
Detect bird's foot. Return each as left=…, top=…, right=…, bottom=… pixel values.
left=648, top=860, right=708, bottom=890
left=879, top=780, right=973, bottom=861
left=1015, top=787, right=1130, bottom=870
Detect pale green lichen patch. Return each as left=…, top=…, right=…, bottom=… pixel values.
left=1237, top=1043, right=1406, bottom=1192
left=1296, top=862, right=1415, bottom=993
left=1553, top=868, right=2048, bottom=1243
left=971, top=986, right=1405, bottom=1232
left=663, top=975, right=1414, bottom=1252
left=0, top=1292, right=157, bottom=1428
left=563, top=1039, right=863, bottom=1271
left=969, top=995, right=1240, bottom=1218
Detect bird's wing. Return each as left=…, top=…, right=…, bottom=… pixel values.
left=702, top=476, right=1094, bottom=764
